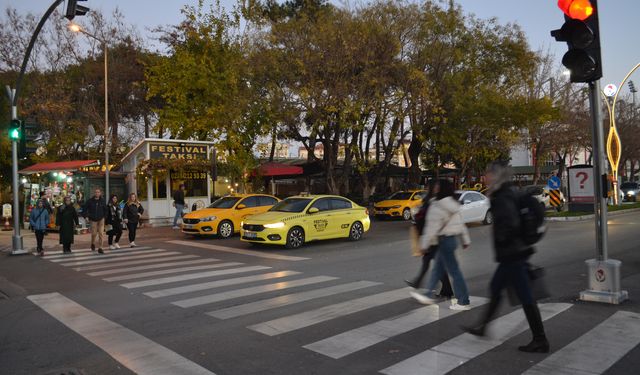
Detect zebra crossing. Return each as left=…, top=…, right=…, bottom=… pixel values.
left=36, top=245, right=640, bottom=374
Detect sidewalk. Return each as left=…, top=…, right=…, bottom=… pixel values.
left=0, top=225, right=181, bottom=254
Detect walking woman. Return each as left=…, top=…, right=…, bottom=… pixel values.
left=30, top=199, right=50, bottom=256
left=405, top=181, right=453, bottom=298
left=56, top=196, right=79, bottom=253
left=106, top=194, right=123, bottom=250
left=124, top=193, right=144, bottom=247
left=466, top=161, right=549, bottom=353
left=410, top=179, right=472, bottom=311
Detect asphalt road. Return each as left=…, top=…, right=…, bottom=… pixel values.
left=1, top=212, right=639, bottom=375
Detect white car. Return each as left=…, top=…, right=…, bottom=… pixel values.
left=455, top=190, right=492, bottom=225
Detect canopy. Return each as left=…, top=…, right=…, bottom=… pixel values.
left=19, top=160, right=99, bottom=174
left=256, top=162, right=303, bottom=177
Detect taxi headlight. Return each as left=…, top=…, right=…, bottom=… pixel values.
left=264, top=222, right=286, bottom=229
left=201, top=216, right=217, bottom=222
left=629, top=191, right=636, bottom=196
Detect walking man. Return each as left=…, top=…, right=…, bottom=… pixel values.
left=85, top=188, right=107, bottom=254
left=172, top=184, right=186, bottom=229
left=465, top=161, right=549, bottom=353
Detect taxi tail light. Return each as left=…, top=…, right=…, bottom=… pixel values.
left=365, top=208, right=370, bottom=216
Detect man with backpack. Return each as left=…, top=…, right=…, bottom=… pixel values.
left=465, top=161, right=549, bottom=353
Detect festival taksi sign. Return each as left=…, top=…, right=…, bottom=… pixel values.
left=149, top=143, right=209, bottom=160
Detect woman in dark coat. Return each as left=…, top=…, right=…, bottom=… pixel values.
left=56, top=196, right=79, bottom=253
left=123, top=193, right=144, bottom=247
left=106, top=194, right=123, bottom=250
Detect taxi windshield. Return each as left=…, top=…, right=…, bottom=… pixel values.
left=270, top=198, right=312, bottom=213
left=387, top=192, right=413, bottom=200
left=208, top=197, right=242, bottom=209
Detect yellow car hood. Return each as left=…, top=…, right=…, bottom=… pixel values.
left=374, top=200, right=407, bottom=208
left=184, top=208, right=229, bottom=219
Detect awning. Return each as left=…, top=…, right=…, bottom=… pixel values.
left=19, top=160, right=99, bottom=174
left=255, top=162, right=304, bottom=177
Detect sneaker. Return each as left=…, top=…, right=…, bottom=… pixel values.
left=109, top=245, right=115, bottom=250
left=91, top=244, right=95, bottom=252
left=410, top=291, right=438, bottom=305
left=172, top=226, right=180, bottom=229
left=449, top=302, right=471, bottom=311
left=404, top=279, right=419, bottom=289
left=130, top=242, right=137, bottom=248
left=98, top=248, right=104, bottom=254
left=114, top=243, right=121, bottom=249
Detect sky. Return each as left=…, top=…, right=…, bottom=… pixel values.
left=3, top=0, right=640, bottom=97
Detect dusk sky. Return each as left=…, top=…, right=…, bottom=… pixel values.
left=4, top=0, right=640, bottom=96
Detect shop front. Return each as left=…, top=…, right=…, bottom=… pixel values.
left=120, top=139, right=223, bottom=226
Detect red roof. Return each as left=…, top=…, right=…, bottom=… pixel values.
left=20, top=160, right=99, bottom=174
left=255, top=162, right=303, bottom=177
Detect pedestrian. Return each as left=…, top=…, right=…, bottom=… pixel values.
left=410, top=179, right=472, bottom=311
left=124, top=193, right=144, bottom=247
left=39, top=191, right=53, bottom=214
left=465, top=161, right=549, bottom=353
left=172, top=184, right=186, bottom=229
left=405, top=181, right=454, bottom=298
left=29, top=199, right=50, bottom=256
left=106, top=194, right=123, bottom=250
left=56, top=196, right=79, bottom=254
left=84, top=188, right=107, bottom=254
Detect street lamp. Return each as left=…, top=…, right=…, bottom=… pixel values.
left=69, top=22, right=110, bottom=199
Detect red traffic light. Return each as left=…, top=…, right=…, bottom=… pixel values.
left=558, top=0, right=594, bottom=21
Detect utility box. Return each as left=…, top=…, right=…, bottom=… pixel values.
left=580, top=259, right=628, bottom=304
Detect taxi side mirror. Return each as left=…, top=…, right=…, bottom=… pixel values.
left=308, top=207, right=320, bottom=214
left=237, top=204, right=247, bottom=210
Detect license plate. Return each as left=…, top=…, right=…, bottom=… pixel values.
left=244, top=231, right=257, bottom=238
left=183, top=224, right=194, bottom=229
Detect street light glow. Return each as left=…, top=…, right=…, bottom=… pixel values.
left=68, top=23, right=81, bottom=32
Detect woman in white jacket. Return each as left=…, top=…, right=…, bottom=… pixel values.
left=411, top=179, right=472, bottom=310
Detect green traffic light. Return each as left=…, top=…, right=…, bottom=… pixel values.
left=9, top=128, right=21, bottom=140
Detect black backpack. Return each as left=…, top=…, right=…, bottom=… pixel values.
left=518, top=192, right=546, bottom=245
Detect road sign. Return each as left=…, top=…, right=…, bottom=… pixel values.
left=549, top=189, right=563, bottom=207
left=568, top=166, right=594, bottom=203
left=603, top=83, right=617, bottom=97
left=548, top=175, right=561, bottom=190
left=2, top=203, right=11, bottom=218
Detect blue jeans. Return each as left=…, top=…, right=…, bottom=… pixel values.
left=425, top=235, right=470, bottom=305
left=173, top=204, right=184, bottom=226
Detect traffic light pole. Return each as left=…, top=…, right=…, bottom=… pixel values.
left=9, top=89, right=26, bottom=255
left=579, top=80, right=628, bottom=304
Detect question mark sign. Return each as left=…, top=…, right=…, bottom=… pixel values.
left=576, top=172, right=588, bottom=189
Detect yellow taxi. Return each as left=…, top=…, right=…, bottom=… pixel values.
left=182, top=194, right=279, bottom=238
left=240, top=194, right=371, bottom=249
left=373, top=190, right=427, bottom=220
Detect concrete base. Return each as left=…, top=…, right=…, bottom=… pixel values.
left=9, top=235, right=27, bottom=255
left=580, top=290, right=629, bottom=304
left=579, top=258, right=629, bottom=305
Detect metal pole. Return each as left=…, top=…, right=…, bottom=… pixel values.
left=104, top=42, right=109, bottom=199
left=10, top=96, right=26, bottom=255
left=588, top=81, right=608, bottom=260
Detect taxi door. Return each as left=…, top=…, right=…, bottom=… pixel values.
left=329, top=198, right=355, bottom=237
left=305, top=198, right=335, bottom=240
left=234, top=196, right=262, bottom=228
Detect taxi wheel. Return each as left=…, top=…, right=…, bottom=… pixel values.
left=402, top=208, right=411, bottom=221
left=286, top=227, right=305, bottom=249
left=349, top=221, right=364, bottom=241
left=218, top=220, right=234, bottom=239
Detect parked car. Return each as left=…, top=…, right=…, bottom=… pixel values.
left=240, top=194, right=370, bottom=249
left=620, top=181, right=640, bottom=202
left=373, top=190, right=428, bottom=221
left=454, top=190, right=492, bottom=225
left=524, top=185, right=565, bottom=211
left=181, top=194, right=279, bottom=238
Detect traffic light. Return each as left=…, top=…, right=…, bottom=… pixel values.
left=65, top=0, right=90, bottom=21
left=551, top=0, right=602, bottom=83
left=8, top=119, right=22, bottom=141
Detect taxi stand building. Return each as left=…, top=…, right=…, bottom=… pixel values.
left=120, top=138, right=230, bottom=226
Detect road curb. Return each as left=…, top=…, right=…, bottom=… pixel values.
left=546, top=207, right=640, bottom=221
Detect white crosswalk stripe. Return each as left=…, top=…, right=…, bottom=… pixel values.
left=168, top=240, right=310, bottom=261
left=248, top=288, right=412, bottom=336
left=523, top=310, right=640, bottom=375
left=50, top=248, right=167, bottom=263
left=43, top=247, right=153, bottom=260
left=121, top=265, right=272, bottom=289
left=74, top=255, right=200, bottom=271
left=57, top=251, right=182, bottom=267
left=305, top=296, right=490, bottom=359
left=208, top=281, right=381, bottom=320
left=379, top=303, right=573, bottom=375
left=144, top=271, right=302, bottom=298
left=87, top=258, right=221, bottom=276
left=172, top=276, right=339, bottom=308
left=101, top=262, right=243, bottom=282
